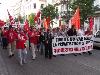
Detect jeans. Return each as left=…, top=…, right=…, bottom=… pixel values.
left=17, top=48, right=27, bottom=64
left=8, top=41, right=16, bottom=56
left=39, top=42, right=45, bottom=54
left=30, top=43, right=37, bottom=59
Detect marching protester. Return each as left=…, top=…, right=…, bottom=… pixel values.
left=60, top=28, right=66, bottom=37
left=1, top=27, right=8, bottom=49
left=36, top=29, right=40, bottom=52
left=77, top=27, right=85, bottom=55
left=28, top=27, right=37, bottom=60
left=7, top=25, right=17, bottom=58
left=44, top=29, right=53, bottom=59
left=39, top=30, right=45, bottom=55
left=52, top=28, right=58, bottom=37
left=67, top=25, right=77, bottom=36
left=84, top=28, right=92, bottom=55
left=85, top=28, right=92, bottom=36
left=77, top=27, right=84, bottom=36
left=16, top=29, right=28, bottom=65
left=67, top=25, right=78, bottom=56
left=0, top=28, right=2, bottom=46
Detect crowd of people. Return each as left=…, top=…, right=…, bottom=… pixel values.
left=0, top=25, right=92, bottom=66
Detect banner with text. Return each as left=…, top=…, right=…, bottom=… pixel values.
left=52, top=36, right=93, bottom=55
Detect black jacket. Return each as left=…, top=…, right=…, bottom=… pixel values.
left=39, top=34, right=45, bottom=43
left=67, top=28, right=77, bottom=36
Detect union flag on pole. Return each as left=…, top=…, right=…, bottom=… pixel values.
left=7, top=9, right=15, bottom=25
left=24, top=19, right=29, bottom=32
left=71, top=7, right=80, bottom=29
left=34, top=11, right=41, bottom=26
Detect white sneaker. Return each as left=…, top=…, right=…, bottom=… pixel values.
left=23, top=59, right=27, bottom=64
left=32, top=57, right=35, bottom=60
left=19, top=61, right=23, bottom=66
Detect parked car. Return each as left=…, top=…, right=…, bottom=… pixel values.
left=93, top=30, right=100, bottom=47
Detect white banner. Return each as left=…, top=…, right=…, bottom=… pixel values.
left=52, top=36, right=93, bottom=55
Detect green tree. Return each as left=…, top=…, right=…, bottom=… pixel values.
left=41, top=4, right=58, bottom=24
left=15, top=15, right=24, bottom=24
left=28, top=13, right=35, bottom=27
left=70, top=0, right=95, bottom=24
left=14, top=17, right=18, bottom=22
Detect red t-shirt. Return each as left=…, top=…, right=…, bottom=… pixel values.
left=28, top=31, right=38, bottom=44
left=16, top=33, right=27, bottom=49
left=85, top=31, right=92, bottom=36
left=6, top=30, right=17, bottom=43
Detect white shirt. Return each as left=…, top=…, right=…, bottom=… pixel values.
left=77, top=29, right=84, bottom=36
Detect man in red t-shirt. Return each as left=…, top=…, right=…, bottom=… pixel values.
left=16, top=29, right=27, bottom=65
left=7, top=25, right=17, bottom=57
left=28, top=27, right=37, bottom=60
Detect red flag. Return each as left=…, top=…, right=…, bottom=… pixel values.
left=43, top=17, right=50, bottom=30
left=34, top=11, right=41, bottom=25
left=89, top=17, right=94, bottom=31
left=7, top=9, right=15, bottom=25
left=34, top=15, right=37, bottom=23
left=71, top=7, right=80, bottom=29
left=24, top=19, right=29, bottom=32
left=43, top=18, right=48, bottom=30
left=46, top=16, right=50, bottom=26
left=0, top=20, right=5, bottom=27
left=37, top=11, right=41, bottom=18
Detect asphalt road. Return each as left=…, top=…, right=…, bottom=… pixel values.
left=0, top=48, right=100, bottom=75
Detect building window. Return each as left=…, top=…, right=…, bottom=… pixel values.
left=41, top=4, right=44, bottom=8
left=30, top=5, right=31, bottom=9
left=28, top=6, right=29, bottom=10
left=33, top=3, right=36, bottom=9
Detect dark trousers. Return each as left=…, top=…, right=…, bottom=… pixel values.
left=45, top=43, right=52, bottom=59
left=29, top=38, right=31, bottom=50
left=2, top=37, right=8, bottom=49
left=40, top=42, right=45, bottom=55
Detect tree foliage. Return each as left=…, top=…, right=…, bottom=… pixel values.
left=70, top=0, right=95, bottom=24
left=41, top=4, right=58, bottom=22
left=28, top=13, right=35, bottom=26
left=14, top=15, right=24, bottom=24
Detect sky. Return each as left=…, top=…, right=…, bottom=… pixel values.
left=94, top=0, right=100, bottom=6
left=0, top=0, right=99, bottom=21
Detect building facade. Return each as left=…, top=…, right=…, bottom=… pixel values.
left=94, top=10, right=100, bottom=33
left=11, top=0, right=47, bottom=18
